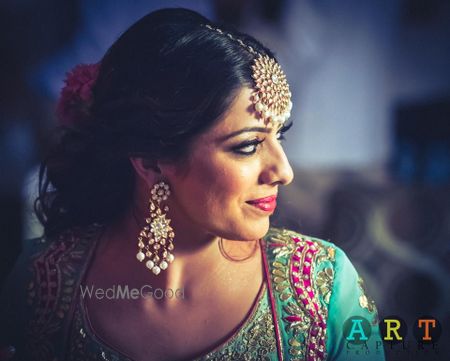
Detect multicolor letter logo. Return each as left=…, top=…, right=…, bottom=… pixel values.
left=343, top=316, right=371, bottom=344
left=384, top=319, right=403, bottom=341
left=380, top=316, right=407, bottom=344
left=413, top=316, right=442, bottom=344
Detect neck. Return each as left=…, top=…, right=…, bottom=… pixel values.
left=98, top=205, right=262, bottom=303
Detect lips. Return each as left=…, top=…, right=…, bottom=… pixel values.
left=246, top=195, right=277, bottom=212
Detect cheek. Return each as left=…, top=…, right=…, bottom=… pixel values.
left=185, top=158, right=258, bottom=212
left=166, top=153, right=268, bottom=239
left=204, top=160, right=256, bottom=199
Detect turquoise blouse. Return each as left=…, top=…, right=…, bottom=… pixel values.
left=0, top=225, right=385, bottom=360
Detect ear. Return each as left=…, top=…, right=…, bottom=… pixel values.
left=129, top=157, right=162, bottom=187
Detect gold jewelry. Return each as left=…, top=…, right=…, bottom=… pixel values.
left=251, top=55, right=292, bottom=125
left=218, top=238, right=259, bottom=262
left=136, top=181, right=175, bottom=275
left=203, top=24, right=292, bottom=126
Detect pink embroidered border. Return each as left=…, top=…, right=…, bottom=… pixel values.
left=291, top=237, right=327, bottom=361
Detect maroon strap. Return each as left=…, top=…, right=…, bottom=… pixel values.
left=260, top=238, right=285, bottom=361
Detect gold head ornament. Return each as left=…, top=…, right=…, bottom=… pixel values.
left=204, top=24, right=292, bottom=126
left=251, top=55, right=292, bottom=126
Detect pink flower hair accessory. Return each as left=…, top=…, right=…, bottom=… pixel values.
left=56, top=63, right=100, bottom=127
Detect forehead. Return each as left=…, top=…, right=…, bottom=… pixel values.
left=208, top=87, right=268, bottom=136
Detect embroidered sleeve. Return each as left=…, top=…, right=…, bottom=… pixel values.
left=0, top=236, right=47, bottom=360
left=264, top=229, right=336, bottom=361
left=325, top=246, right=385, bottom=361
left=264, top=228, right=387, bottom=361
left=0, top=225, right=101, bottom=361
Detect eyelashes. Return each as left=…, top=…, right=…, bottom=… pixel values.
left=233, top=138, right=265, bottom=155
left=278, top=121, right=293, bottom=136
left=232, top=122, right=293, bottom=156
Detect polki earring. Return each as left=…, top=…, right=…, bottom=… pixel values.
left=136, top=181, right=175, bottom=275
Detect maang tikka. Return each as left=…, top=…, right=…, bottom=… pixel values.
left=136, top=181, right=175, bottom=275
left=204, top=24, right=292, bottom=127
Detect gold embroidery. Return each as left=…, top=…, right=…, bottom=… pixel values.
left=316, top=268, right=334, bottom=304
left=316, top=245, right=335, bottom=265
left=357, top=277, right=376, bottom=312
left=327, top=247, right=335, bottom=260
left=195, top=292, right=277, bottom=360
left=69, top=273, right=277, bottom=360
left=270, top=258, right=292, bottom=302
left=265, top=229, right=336, bottom=361
left=357, top=276, right=379, bottom=325
left=26, top=225, right=103, bottom=361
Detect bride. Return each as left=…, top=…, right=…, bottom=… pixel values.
left=0, top=8, right=384, bottom=361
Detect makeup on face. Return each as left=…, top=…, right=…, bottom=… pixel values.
left=224, top=122, right=293, bottom=157
left=161, top=87, right=293, bottom=242
left=246, top=195, right=277, bottom=213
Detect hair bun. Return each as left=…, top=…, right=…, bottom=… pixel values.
left=56, top=63, right=100, bottom=127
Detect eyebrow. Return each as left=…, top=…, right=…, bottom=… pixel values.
left=219, top=124, right=284, bottom=142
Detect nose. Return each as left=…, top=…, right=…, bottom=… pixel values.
left=259, top=142, right=294, bottom=186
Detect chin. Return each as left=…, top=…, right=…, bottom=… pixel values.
left=238, top=218, right=270, bottom=241
left=211, top=213, right=271, bottom=241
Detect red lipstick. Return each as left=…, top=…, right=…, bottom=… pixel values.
left=246, top=195, right=277, bottom=212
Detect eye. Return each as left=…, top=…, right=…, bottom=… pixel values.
left=232, top=138, right=264, bottom=156
left=276, top=122, right=293, bottom=142
left=276, top=131, right=286, bottom=142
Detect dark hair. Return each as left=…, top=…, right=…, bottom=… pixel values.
left=36, top=8, right=276, bottom=238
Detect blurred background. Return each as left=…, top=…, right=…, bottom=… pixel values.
left=1, top=0, right=449, bottom=360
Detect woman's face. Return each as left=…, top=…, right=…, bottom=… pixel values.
left=161, top=87, right=294, bottom=242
